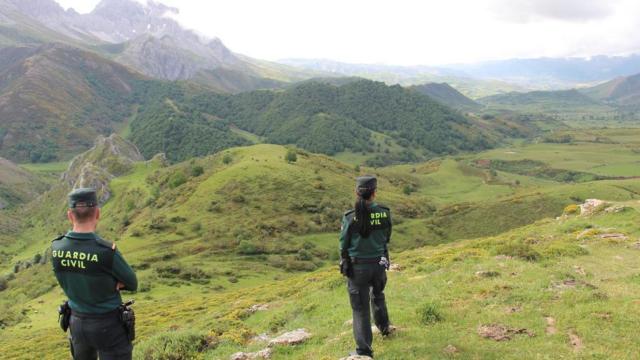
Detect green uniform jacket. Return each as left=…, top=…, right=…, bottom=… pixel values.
left=51, top=231, right=137, bottom=314
left=339, top=203, right=392, bottom=258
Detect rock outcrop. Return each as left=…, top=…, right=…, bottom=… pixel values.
left=61, top=134, right=143, bottom=205
left=268, top=328, right=311, bottom=346
left=579, top=199, right=607, bottom=216
left=230, top=348, right=272, bottom=360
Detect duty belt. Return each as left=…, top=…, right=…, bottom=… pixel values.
left=71, top=308, right=120, bottom=319
left=351, top=257, right=382, bottom=264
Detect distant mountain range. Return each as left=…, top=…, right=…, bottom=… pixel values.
left=0, top=0, right=324, bottom=91
left=476, top=73, right=640, bottom=114
left=281, top=55, right=640, bottom=92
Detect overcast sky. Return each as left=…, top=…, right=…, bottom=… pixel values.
left=54, top=0, right=640, bottom=66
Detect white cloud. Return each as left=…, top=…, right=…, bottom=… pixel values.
left=53, top=0, right=640, bottom=65
left=490, top=0, right=621, bottom=23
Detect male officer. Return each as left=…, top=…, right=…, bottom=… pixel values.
left=339, top=176, right=392, bottom=358
left=52, top=188, right=137, bottom=360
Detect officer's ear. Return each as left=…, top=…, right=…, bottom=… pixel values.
left=67, top=209, right=74, bottom=224
left=95, top=207, right=101, bottom=221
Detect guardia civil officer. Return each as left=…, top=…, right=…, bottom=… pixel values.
left=51, top=188, right=137, bottom=360
left=339, top=176, right=392, bottom=358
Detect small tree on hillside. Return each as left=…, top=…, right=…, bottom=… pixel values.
left=222, top=154, right=233, bottom=164
left=285, top=149, right=297, bottom=163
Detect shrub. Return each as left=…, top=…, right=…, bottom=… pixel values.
left=564, top=204, right=580, bottom=215
left=285, top=149, right=297, bottom=163
left=542, top=243, right=589, bottom=258
left=237, top=240, right=262, bottom=255
left=156, top=266, right=181, bottom=278
left=134, top=330, right=214, bottom=360
left=494, top=241, right=541, bottom=261
left=168, top=172, right=187, bottom=189
left=0, top=277, right=8, bottom=292
left=417, top=302, right=443, bottom=325
left=403, top=185, right=415, bottom=195
left=222, top=154, right=233, bottom=164
left=191, top=165, right=204, bottom=177
left=268, top=315, right=288, bottom=332
left=295, top=249, right=313, bottom=261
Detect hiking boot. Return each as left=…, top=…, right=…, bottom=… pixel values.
left=349, top=350, right=374, bottom=358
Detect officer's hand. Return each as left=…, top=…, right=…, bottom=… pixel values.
left=379, top=257, right=390, bottom=270
left=116, top=281, right=125, bottom=291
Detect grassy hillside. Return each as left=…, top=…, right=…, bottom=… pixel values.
left=409, top=82, right=481, bottom=111
left=0, top=43, right=146, bottom=162
left=0, top=157, right=48, bottom=208
left=581, top=73, right=640, bottom=110
left=2, top=186, right=639, bottom=359
left=2, top=128, right=640, bottom=358
left=193, top=68, right=287, bottom=94
left=478, top=89, right=612, bottom=114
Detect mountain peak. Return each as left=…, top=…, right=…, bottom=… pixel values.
left=92, top=0, right=178, bottom=17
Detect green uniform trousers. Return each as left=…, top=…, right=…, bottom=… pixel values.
left=347, top=263, right=390, bottom=357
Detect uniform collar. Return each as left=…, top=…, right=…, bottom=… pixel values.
left=65, top=231, right=97, bottom=240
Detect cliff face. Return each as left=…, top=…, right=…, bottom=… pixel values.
left=5, top=0, right=244, bottom=80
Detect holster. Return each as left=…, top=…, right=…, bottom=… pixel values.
left=339, top=257, right=353, bottom=278
left=119, top=301, right=136, bottom=342
left=58, top=301, right=71, bottom=332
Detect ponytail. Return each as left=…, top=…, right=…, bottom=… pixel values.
left=355, top=189, right=373, bottom=238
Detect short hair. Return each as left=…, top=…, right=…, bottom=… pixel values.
left=71, top=205, right=97, bottom=223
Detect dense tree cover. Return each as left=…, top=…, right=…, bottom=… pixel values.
left=183, top=80, right=493, bottom=157
left=129, top=100, right=248, bottom=162
left=126, top=79, right=496, bottom=162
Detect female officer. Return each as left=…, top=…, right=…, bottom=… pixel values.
left=339, top=175, right=392, bottom=358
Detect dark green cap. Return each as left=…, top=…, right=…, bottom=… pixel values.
left=356, top=175, right=377, bottom=191
left=68, top=188, right=98, bottom=208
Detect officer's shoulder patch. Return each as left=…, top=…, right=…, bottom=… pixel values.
left=95, top=236, right=116, bottom=251
left=52, top=234, right=65, bottom=242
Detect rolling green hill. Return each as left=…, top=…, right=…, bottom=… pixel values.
left=176, top=79, right=524, bottom=165
left=1, top=128, right=640, bottom=358
left=478, top=89, right=610, bottom=114
left=409, top=82, right=482, bottom=111
left=581, top=73, right=640, bottom=109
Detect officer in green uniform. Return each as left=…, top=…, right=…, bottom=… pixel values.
left=339, top=176, right=392, bottom=358
left=51, top=188, right=138, bottom=360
